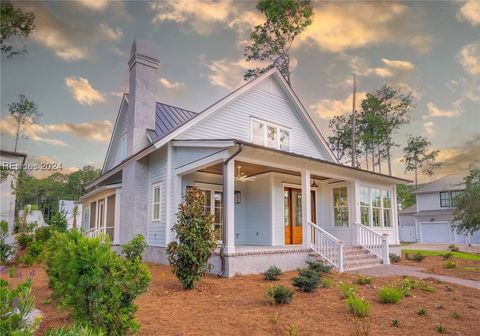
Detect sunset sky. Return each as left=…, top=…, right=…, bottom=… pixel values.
left=1, top=0, right=479, bottom=181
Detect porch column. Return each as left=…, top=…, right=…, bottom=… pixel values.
left=352, top=180, right=361, bottom=245
left=301, top=170, right=311, bottom=248
left=223, top=159, right=235, bottom=254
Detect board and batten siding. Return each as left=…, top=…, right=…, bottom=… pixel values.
left=148, top=146, right=168, bottom=246
left=175, top=77, right=328, bottom=160
left=104, top=101, right=128, bottom=172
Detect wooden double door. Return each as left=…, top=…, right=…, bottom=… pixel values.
left=284, top=187, right=316, bottom=245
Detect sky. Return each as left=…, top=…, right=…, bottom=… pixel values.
left=0, top=0, right=479, bottom=182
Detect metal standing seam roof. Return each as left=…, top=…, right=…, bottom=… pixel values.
left=149, top=102, right=198, bottom=142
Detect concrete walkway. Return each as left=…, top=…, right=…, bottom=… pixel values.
left=352, top=264, right=480, bottom=290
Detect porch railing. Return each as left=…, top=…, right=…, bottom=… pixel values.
left=308, top=221, right=344, bottom=272
left=85, top=227, right=103, bottom=238
left=353, top=222, right=390, bottom=265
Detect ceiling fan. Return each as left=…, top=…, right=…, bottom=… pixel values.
left=235, top=166, right=256, bottom=182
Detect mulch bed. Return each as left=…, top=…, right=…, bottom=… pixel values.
left=1, top=263, right=479, bottom=336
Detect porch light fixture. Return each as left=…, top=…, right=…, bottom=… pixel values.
left=235, top=191, right=241, bottom=204
left=311, top=178, right=318, bottom=188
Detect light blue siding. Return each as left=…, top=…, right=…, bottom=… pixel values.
left=176, top=77, right=328, bottom=160
left=104, top=100, right=128, bottom=171
left=244, top=175, right=271, bottom=245
left=147, top=146, right=167, bottom=246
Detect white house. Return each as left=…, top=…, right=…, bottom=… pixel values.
left=399, top=174, right=480, bottom=244
left=80, top=40, right=409, bottom=276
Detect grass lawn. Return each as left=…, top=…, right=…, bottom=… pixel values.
left=402, top=249, right=480, bottom=260
left=3, top=263, right=480, bottom=336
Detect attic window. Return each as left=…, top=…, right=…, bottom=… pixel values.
left=250, top=118, right=290, bottom=151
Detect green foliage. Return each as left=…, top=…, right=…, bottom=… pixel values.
left=265, top=285, right=293, bottom=305
left=450, top=311, right=460, bottom=319
left=355, top=275, right=373, bottom=286
left=122, top=234, right=147, bottom=262
left=49, top=211, right=68, bottom=232
left=417, top=308, right=427, bottom=316
left=8, top=266, right=16, bottom=278
left=16, top=233, right=33, bottom=250
left=321, top=277, right=332, bottom=288
left=444, top=261, right=456, bottom=269
left=442, top=252, right=453, bottom=260
left=379, top=286, right=403, bottom=304
left=0, top=279, right=41, bottom=334
left=0, top=220, right=15, bottom=264
left=24, top=240, right=44, bottom=264
left=436, top=324, right=447, bottom=334
left=45, top=324, right=105, bottom=336
left=402, top=249, right=480, bottom=260
left=339, top=282, right=356, bottom=298
left=452, top=169, right=480, bottom=234
left=306, top=260, right=332, bottom=274
left=45, top=230, right=151, bottom=335
left=8, top=94, right=41, bottom=152
left=263, top=265, right=283, bottom=281
left=244, top=0, right=313, bottom=83
left=413, top=252, right=425, bottom=262
left=291, top=268, right=320, bottom=292
left=347, top=294, right=370, bottom=318
left=392, top=319, right=400, bottom=328
left=389, top=253, right=401, bottom=263
left=397, top=184, right=416, bottom=209
left=402, top=135, right=442, bottom=188
left=448, top=244, right=460, bottom=252
left=0, top=0, right=35, bottom=57
left=167, top=187, right=217, bottom=290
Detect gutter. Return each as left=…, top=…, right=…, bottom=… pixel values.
left=219, top=143, right=243, bottom=277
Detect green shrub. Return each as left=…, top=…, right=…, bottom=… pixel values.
left=291, top=268, right=320, bottom=292
left=392, top=319, right=400, bottom=327
left=16, top=233, right=33, bottom=250
left=444, top=261, right=456, bottom=269
left=306, top=260, right=332, bottom=273
left=441, top=252, right=454, bottom=260
left=25, top=240, right=44, bottom=263
left=23, top=253, right=36, bottom=266
left=263, top=265, right=283, bottom=281
left=417, top=308, right=427, bottom=316
left=8, top=266, right=16, bottom=278
left=46, top=324, right=105, bottom=336
left=49, top=211, right=68, bottom=231
left=339, top=282, right=356, bottom=298
left=167, top=187, right=217, bottom=289
left=379, top=286, right=403, bottom=304
left=265, top=285, right=293, bottom=305
left=122, top=234, right=147, bottom=262
left=448, top=244, right=459, bottom=252
left=45, top=230, right=151, bottom=335
left=436, top=324, right=447, bottom=334
left=389, top=253, right=400, bottom=263
left=321, top=277, right=332, bottom=288
left=347, top=293, right=370, bottom=318
left=0, top=220, right=15, bottom=264
left=34, top=226, right=53, bottom=243
left=413, top=253, right=425, bottom=262
left=356, top=275, right=373, bottom=285
left=0, top=279, right=41, bottom=334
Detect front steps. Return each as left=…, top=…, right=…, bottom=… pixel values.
left=309, top=245, right=383, bottom=272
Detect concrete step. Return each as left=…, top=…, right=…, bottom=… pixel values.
left=344, top=254, right=379, bottom=262
left=344, top=258, right=382, bottom=269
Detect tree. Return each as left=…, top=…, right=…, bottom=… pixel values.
left=1, top=0, right=35, bottom=58
left=396, top=184, right=416, bottom=210
left=327, top=114, right=361, bottom=167
left=66, top=165, right=101, bottom=200
left=451, top=169, right=480, bottom=235
left=401, top=136, right=442, bottom=188
left=72, top=205, right=79, bottom=230
left=8, top=94, right=41, bottom=152
left=244, top=0, right=313, bottom=83
left=167, top=186, right=217, bottom=289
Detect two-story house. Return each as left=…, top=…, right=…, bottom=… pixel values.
left=79, top=40, right=410, bottom=276
left=399, top=174, right=480, bottom=244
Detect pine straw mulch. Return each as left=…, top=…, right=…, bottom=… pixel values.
left=1, top=263, right=479, bottom=336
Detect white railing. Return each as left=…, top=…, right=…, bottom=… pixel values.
left=308, top=221, right=344, bottom=272
left=85, top=227, right=103, bottom=238
left=353, top=222, right=389, bottom=264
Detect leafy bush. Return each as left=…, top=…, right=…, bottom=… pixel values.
left=292, top=268, right=320, bottom=292
left=49, top=211, right=68, bottom=231
left=16, top=233, right=33, bottom=250
left=441, top=252, right=453, bottom=260
left=321, top=277, right=332, bottom=288
left=45, top=230, right=151, bottom=335
left=122, top=234, right=147, bottom=262
left=34, top=226, right=53, bottom=243
left=306, top=260, right=332, bottom=273
left=0, top=220, right=15, bottom=264
left=338, top=282, right=356, bottom=298
left=46, top=324, right=105, bottom=336
left=347, top=294, right=370, bottom=318
left=263, top=265, right=283, bottom=281
left=444, top=261, right=457, bottom=269
left=8, top=266, right=17, bottom=278
left=167, top=187, right=217, bottom=289
left=356, top=275, right=373, bottom=285
left=417, top=308, right=427, bottom=316
left=413, top=253, right=425, bottom=262
left=379, top=286, right=403, bottom=304
left=0, top=279, right=41, bottom=334
left=389, top=253, right=400, bottom=263
left=265, top=285, right=293, bottom=305
left=448, top=244, right=459, bottom=252
left=436, top=324, right=447, bottom=334
left=25, top=240, right=44, bottom=264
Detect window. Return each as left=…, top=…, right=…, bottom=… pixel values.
left=120, top=134, right=127, bottom=160
left=359, top=186, right=393, bottom=228
left=82, top=206, right=90, bottom=231
left=372, top=188, right=381, bottom=227
left=360, top=186, right=370, bottom=226
left=198, top=187, right=223, bottom=241
left=451, top=191, right=462, bottom=207
left=90, top=201, right=97, bottom=229
left=333, top=187, right=349, bottom=227
left=152, top=184, right=161, bottom=221
left=383, top=190, right=392, bottom=227
left=440, top=191, right=463, bottom=208
left=250, top=118, right=290, bottom=151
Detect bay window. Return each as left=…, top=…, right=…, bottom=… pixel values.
left=250, top=118, right=291, bottom=151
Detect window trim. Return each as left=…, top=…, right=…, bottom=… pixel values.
left=359, top=185, right=394, bottom=229
left=152, top=183, right=161, bottom=222
left=250, top=117, right=292, bottom=152
left=332, top=185, right=349, bottom=228
left=440, top=191, right=463, bottom=208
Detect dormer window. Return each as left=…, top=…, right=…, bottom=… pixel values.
left=251, top=118, right=291, bottom=151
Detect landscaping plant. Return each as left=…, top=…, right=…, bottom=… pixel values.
left=46, top=324, right=105, bottom=336
left=0, top=220, right=15, bottom=264
left=441, top=252, right=453, bottom=260
left=347, top=293, right=370, bottom=318
left=321, top=277, right=332, bottom=288
left=49, top=211, right=68, bottom=232
left=306, top=260, right=332, bottom=273
left=167, top=186, right=217, bottom=289
left=448, top=244, right=459, bottom=252
left=436, top=324, right=447, bottom=334
left=263, top=265, right=283, bottom=281
left=389, top=253, right=400, bottom=263
left=45, top=230, right=151, bottom=335
left=417, top=308, right=427, bottom=316
left=339, top=282, right=356, bottom=298
left=292, top=268, right=320, bottom=292
left=122, top=234, right=147, bottom=262
left=413, top=252, right=425, bottom=262
left=444, top=261, right=456, bottom=269
left=392, top=319, right=400, bottom=327
left=355, top=275, right=373, bottom=285
left=378, top=286, right=403, bottom=304
left=265, top=285, right=294, bottom=305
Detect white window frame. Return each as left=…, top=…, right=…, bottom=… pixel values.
left=359, top=185, right=394, bottom=229
left=120, top=133, right=127, bottom=160
left=250, top=117, right=291, bottom=152
left=194, top=183, right=224, bottom=242
left=332, top=185, right=349, bottom=228
left=82, top=206, right=90, bottom=231
left=152, top=183, right=161, bottom=222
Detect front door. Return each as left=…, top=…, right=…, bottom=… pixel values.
left=284, top=188, right=316, bottom=245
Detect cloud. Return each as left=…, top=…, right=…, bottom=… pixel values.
left=150, top=0, right=233, bottom=35
left=436, top=135, right=480, bottom=175
left=159, top=77, right=185, bottom=91
left=381, top=58, right=415, bottom=72
left=45, top=120, right=112, bottom=142
left=457, top=0, right=480, bottom=26
left=423, top=121, right=434, bottom=135
left=28, top=156, right=80, bottom=179
left=228, top=10, right=264, bottom=44
left=98, top=24, right=123, bottom=42
left=458, top=42, right=480, bottom=76
left=65, top=76, right=105, bottom=106
left=0, top=116, right=66, bottom=146
left=297, top=2, right=431, bottom=54
left=309, top=92, right=367, bottom=119
left=447, top=76, right=480, bottom=103
left=349, top=56, right=415, bottom=79
left=425, top=102, right=459, bottom=118
left=77, top=0, right=109, bottom=11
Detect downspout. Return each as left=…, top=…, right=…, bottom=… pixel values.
left=219, top=143, right=243, bottom=277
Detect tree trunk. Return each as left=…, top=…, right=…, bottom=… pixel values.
left=378, top=147, right=382, bottom=174
left=387, top=147, right=392, bottom=176
left=14, top=121, right=21, bottom=152
left=414, top=166, right=418, bottom=189
left=365, top=153, right=369, bottom=171
left=371, top=148, right=376, bottom=172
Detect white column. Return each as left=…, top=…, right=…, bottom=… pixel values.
left=301, top=170, right=311, bottom=248
left=165, top=143, right=173, bottom=245
left=223, top=159, right=235, bottom=254
left=352, top=180, right=361, bottom=245
left=171, top=174, right=183, bottom=243
left=114, top=189, right=121, bottom=244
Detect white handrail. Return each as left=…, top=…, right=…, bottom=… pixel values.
left=308, top=221, right=344, bottom=272
left=353, top=222, right=389, bottom=264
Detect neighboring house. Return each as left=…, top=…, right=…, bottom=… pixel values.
left=59, top=200, right=82, bottom=230
left=18, top=206, right=47, bottom=228
left=80, top=40, right=409, bottom=276
left=0, top=150, right=26, bottom=244
left=399, top=174, right=480, bottom=244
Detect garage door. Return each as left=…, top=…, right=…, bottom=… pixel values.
left=420, top=222, right=451, bottom=243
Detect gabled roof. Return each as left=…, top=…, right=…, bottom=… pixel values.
left=399, top=204, right=417, bottom=214
left=149, top=102, right=197, bottom=142
left=413, top=174, right=465, bottom=194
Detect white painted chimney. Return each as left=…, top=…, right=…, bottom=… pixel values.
left=126, top=39, right=159, bottom=156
